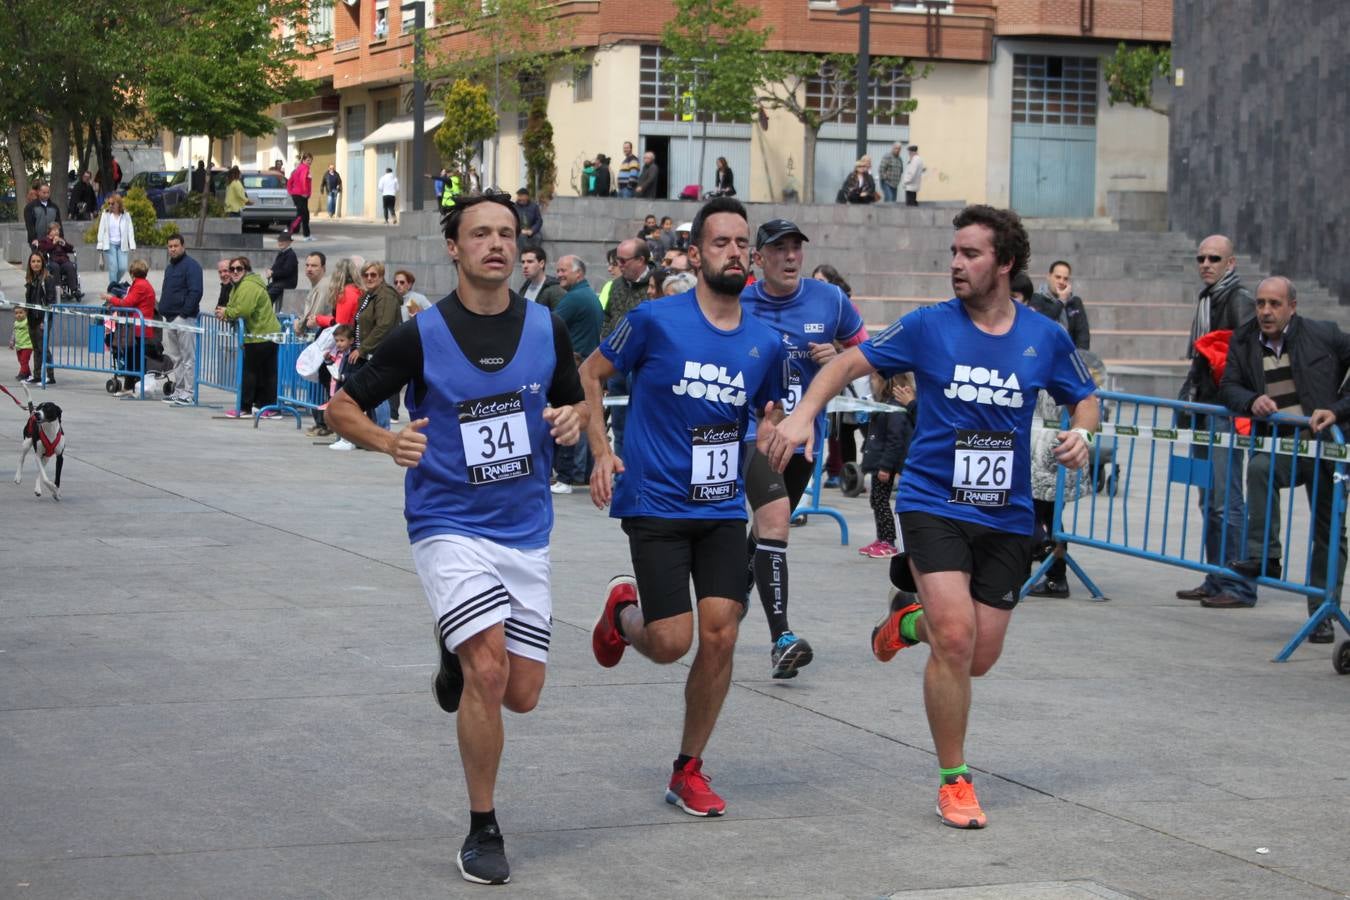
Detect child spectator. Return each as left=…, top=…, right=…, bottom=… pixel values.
left=326, top=324, right=357, bottom=451
left=857, top=372, right=916, bottom=559
left=10, top=307, right=33, bottom=382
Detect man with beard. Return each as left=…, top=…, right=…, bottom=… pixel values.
left=761, top=205, right=1098, bottom=830
left=581, top=197, right=788, bottom=818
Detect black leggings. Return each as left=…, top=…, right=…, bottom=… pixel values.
left=869, top=473, right=896, bottom=544
left=290, top=194, right=311, bottom=237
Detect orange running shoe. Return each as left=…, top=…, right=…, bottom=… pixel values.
left=871, top=599, right=922, bottom=662
left=936, top=774, right=987, bottom=829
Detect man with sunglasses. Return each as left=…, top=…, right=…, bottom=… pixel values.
left=598, top=239, right=653, bottom=457
left=1175, top=235, right=1257, bottom=607
left=326, top=193, right=586, bottom=886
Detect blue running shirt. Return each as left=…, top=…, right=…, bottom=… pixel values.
left=600, top=291, right=789, bottom=520
left=858, top=299, right=1096, bottom=534
left=741, top=276, right=865, bottom=450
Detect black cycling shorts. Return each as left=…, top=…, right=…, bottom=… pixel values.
left=742, top=444, right=814, bottom=512
left=898, top=511, right=1033, bottom=610
left=621, top=517, right=749, bottom=623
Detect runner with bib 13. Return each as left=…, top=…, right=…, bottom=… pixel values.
left=759, top=204, right=1098, bottom=830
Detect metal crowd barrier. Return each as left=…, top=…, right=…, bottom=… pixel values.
left=196, top=311, right=244, bottom=411
left=257, top=329, right=327, bottom=429
left=1031, top=389, right=1350, bottom=661
left=42, top=303, right=149, bottom=398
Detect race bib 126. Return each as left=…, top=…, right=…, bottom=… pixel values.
left=950, top=430, right=1013, bottom=507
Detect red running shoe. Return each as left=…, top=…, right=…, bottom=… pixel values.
left=592, top=575, right=636, bottom=668
left=666, top=757, right=726, bottom=817
left=936, top=774, right=987, bottom=829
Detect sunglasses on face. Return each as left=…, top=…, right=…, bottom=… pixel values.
left=362, top=272, right=381, bottom=279
left=228, top=265, right=245, bottom=273
left=616, top=255, right=641, bottom=265
left=1196, top=254, right=1225, bottom=264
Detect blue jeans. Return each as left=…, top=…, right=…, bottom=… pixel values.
left=881, top=182, right=898, bottom=203
left=618, top=186, right=635, bottom=198
left=554, top=438, right=592, bottom=485
left=327, top=190, right=339, bottom=216
left=104, top=246, right=128, bottom=285
left=368, top=399, right=390, bottom=430
left=1198, top=440, right=1255, bottom=601
left=606, top=373, right=629, bottom=458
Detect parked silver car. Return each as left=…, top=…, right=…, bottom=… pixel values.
left=162, top=169, right=295, bottom=232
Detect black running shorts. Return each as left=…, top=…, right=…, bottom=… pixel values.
left=621, top=517, right=748, bottom=623
left=742, top=444, right=814, bottom=512
left=898, top=511, right=1033, bottom=610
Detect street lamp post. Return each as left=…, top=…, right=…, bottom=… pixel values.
left=836, top=4, right=872, bottom=162
left=410, top=0, right=426, bottom=211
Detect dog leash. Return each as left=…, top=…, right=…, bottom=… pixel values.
left=0, top=383, right=26, bottom=409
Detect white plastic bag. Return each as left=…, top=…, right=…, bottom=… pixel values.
left=296, top=326, right=337, bottom=381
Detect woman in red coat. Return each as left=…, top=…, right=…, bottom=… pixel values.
left=103, top=257, right=158, bottom=396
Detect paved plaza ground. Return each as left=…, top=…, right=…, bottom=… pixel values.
left=1, top=360, right=1348, bottom=900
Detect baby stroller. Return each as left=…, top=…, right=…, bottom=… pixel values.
left=101, top=285, right=176, bottom=396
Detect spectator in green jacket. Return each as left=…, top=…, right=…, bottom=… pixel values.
left=218, top=256, right=282, bottom=418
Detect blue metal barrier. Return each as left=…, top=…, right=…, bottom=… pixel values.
left=257, top=331, right=327, bottom=429
left=196, top=312, right=244, bottom=411
left=1028, top=389, right=1350, bottom=661
left=42, top=303, right=148, bottom=398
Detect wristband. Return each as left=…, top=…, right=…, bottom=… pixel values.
left=1071, top=427, right=1094, bottom=446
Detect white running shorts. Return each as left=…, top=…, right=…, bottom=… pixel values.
left=411, top=534, right=552, bottom=663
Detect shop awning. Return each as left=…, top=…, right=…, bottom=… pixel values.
left=288, top=121, right=337, bottom=143
left=362, top=112, right=445, bottom=145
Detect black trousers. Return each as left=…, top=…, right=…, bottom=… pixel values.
left=905, top=190, right=918, bottom=206
left=241, top=341, right=278, bottom=413
left=290, top=194, right=311, bottom=237
left=382, top=195, right=396, bottom=222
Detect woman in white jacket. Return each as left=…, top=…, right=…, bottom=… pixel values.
left=96, top=193, right=136, bottom=284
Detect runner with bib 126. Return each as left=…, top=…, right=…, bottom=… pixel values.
left=759, top=204, right=1098, bottom=830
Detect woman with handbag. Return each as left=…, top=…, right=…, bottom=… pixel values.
left=841, top=156, right=879, bottom=204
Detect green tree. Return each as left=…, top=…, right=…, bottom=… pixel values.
left=660, top=0, right=769, bottom=188
left=520, top=98, right=557, bottom=202
left=142, top=0, right=312, bottom=244
left=426, top=0, right=584, bottom=188
left=434, top=79, right=498, bottom=193
left=1104, top=43, right=1171, bottom=117
left=757, top=53, right=927, bottom=203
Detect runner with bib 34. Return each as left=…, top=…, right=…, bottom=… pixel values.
left=759, top=205, right=1098, bottom=829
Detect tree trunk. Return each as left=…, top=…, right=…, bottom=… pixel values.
left=802, top=123, right=820, bottom=205
left=73, top=121, right=91, bottom=176
left=97, top=116, right=115, bottom=197
left=6, top=124, right=29, bottom=201
left=50, top=111, right=71, bottom=216
left=197, top=137, right=213, bottom=246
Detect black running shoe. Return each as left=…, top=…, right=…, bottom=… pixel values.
left=433, top=630, right=463, bottom=714
left=457, top=824, right=510, bottom=885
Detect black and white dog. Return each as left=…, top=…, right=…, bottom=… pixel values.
left=13, top=387, right=65, bottom=501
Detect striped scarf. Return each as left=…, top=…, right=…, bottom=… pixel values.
left=1188, top=268, right=1241, bottom=358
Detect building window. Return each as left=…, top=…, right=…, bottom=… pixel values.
left=1012, top=55, right=1099, bottom=126
left=400, top=0, right=434, bottom=33
left=308, top=0, right=334, bottom=43
left=574, top=64, right=592, bottom=102
left=346, top=105, right=367, bottom=143
left=805, top=60, right=912, bottom=126
left=517, top=74, right=546, bottom=131
left=639, top=45, right=744, bottom=124
left=375, top=97, right=398, bottom=128
left=374, top=0, right=389, bottom=39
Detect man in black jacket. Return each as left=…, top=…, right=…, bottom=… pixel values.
left=265, top=231, right=298, bottom=313
left=1174, top=235, right=1258, bottom=607
left=1218, top=275, right=1350, bottom=641
left=1028, top=260, right=1090, bottom=350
